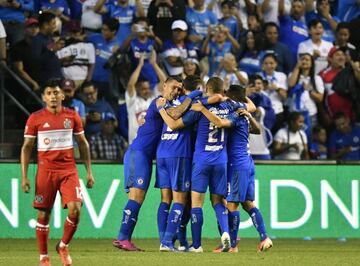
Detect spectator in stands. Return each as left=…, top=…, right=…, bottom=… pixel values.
left=88, top=18, right=120, bottom=101
left=94, top=0, right=144, bottom=46
left=186, top=0, right=218, bottom=48
left=273, top=111, right=309, bottom=160
left=287, top=53, right=325, bottom=138
left=182, top=57, right=201, bottom=79
left=122, top=17, right=162, bottom=89
left=337, top=0, right=360, bottom=22
left=334, top=22, right=358, bottom=62
left=305, top=0, right=339, bottom=42
left=126, top=51, right=166, bottom=143
left=90, top=112, right=127, bottom=160
left=329, top=112, right=360, bottom=160
left=61, top=78, right=86, bottom=126
left=162, top=20, right=197, bottom=77
left=202, top=24, right=240, bottom=77
left=56, top=21, right=95, bottom=90
left=40, top=0, right=71, bottom=33
left=263, top=22, right=294, bottom=74
left=82, top=81, right=117, bottom=137
left=279, top=0, right=308, bottom=63
left=298, top=19, right=333, bottom=74
left=260, top=53, right=288, bottom=135
left=0, top=20, right=5, bottom=64
left=81, top=0, right=103, bottom=34
left=216, top=53, right=248, bottom=88
left=31, top=12, right=63, bottom=84
left=10, top=18, right=39, bottom=91
left=258, top=0, right=291, bottom=24
left=147, top=0, right=186, bottom=42
left=309, top=125, right=328, bottom=159
left=238, top=30, right=265, bottom=76
left=218, top=0, right=241, bottom=39
left=0, top=0, right=34, bottom=45
left=319, top=46, right=355, bottom=123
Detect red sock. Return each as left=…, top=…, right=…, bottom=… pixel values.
left=36, top=217, right=49, bottom=255
left=61, top=216, right=80, bottom=245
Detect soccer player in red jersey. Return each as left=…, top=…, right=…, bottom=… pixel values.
left=20, top=79, right=95, bottom=266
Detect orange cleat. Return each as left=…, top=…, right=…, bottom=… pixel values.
left=56, top=242, right=72, bottom=266
left=39, top=256, right=51, bottom=266
left=212, top=244, right=222, bottom=253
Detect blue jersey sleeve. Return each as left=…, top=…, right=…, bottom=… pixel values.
left=230, top=101, right=247, bottom=111
left=182, top=110, right=201, bottom=126
left=188, top=90, right=203, bottom=100
left=226, top=112, right=239, bottom=127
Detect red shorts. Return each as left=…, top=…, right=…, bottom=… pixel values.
left=33, top=167, right=82, bottom=209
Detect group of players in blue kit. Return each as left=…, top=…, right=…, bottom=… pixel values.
left=112, top=74, right=273, bottom=253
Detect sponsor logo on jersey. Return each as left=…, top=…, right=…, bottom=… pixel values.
left=43, top=122, right=50, bottom=128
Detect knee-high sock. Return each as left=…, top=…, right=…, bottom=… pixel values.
left=248, top=207, right=267, bottom=241
left=191, top=208, right=203, bottom=249
left=228, top=211, right=240, bottom=248
left=36, top=217, right=49, bottom=255
left=177, top=204, right=191, bottom=247
left=62, top=216, right=80, bottom=245
left=213, top=203, right=229, bottom=235
left=117, top=199, right=141, bottom=241
left=157, top=202, right=170, bottom=241
left=162, top=203, right=185, bottom=245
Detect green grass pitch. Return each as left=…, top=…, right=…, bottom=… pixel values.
left=0, top=239, right=359, bottom=266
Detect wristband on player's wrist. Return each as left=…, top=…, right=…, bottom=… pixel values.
left=157, top=105, right=165, bottom=111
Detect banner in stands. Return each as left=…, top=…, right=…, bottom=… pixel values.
left=0, top=163, right=359, bottom=238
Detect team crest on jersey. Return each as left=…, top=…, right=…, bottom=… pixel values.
left=64, top=118, right=72, bottom=129
left=185, top=182, right=190, bottom=188
left=137, top=178, right=144, bottom=185
left=35, top=195, right=43, bottom=203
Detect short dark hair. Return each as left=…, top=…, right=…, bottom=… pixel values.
left=206, top=77, right=224, bottom=94
left=288, top=111, right=303, bottom=123
left=133, top=16, right=149, bottom=25
left=38, top=12, right=56, bottom=26
left=263, top=22, right=279, bottom=32
left=247, top=12, right=260, bottom=22
left=221, top=0, right=235, bottom=8
left=165, top=76, right=183, bottom=84
left=336, top=22, right=350, bottom=33
left=226, top=84, right=246, bottom=102
left=103, top=18, right=120, bottom=33
left=312, top=125, right=325, bottom=135
left=262, top=52, right=278, bottom=64
left=81, top=81, right=96, bottom=91
left=308, top=18, right=323, bottom=29
left=136, top=77, right=149, bottom=88
left=249, top=74, right=265, bottom=84
left=333, top=112, right=347, bottom=120
left=183, top=75, right=201, bottom=92
left=41, top=78, right=61, bottom=94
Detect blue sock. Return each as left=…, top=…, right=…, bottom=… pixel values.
left=213, top=203, right=229, bottom=235
left=177, top=205, right=190, bottom=247
left=162, top=203, right=185, bottom=245
left=191, top=207, right=203, bottom=249
left=157, top=202, right=170, bottom=241
left=228, top=211, right=240, bottom=248
left=117, top=199, right=141, bottom=240
left=248, top=207, right=267, bottom=241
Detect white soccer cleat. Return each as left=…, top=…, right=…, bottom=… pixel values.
left=159, top=244, right=178, bottom=252
left=257, top=237, right=273, bottom=252
left=188, top=246, right=203, bottom=253
left=221, top=232, right=231, bottom=252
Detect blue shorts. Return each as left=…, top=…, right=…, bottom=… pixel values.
left=226, top=162, right=255, bottom=203
left=191, top=163, right=227, bottom=196
left=155, top=157, right=191, bottom=192
left=124, top=148, right=152, bottom=191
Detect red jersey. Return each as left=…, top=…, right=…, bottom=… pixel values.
left=24, top=107, right=84, bottom=170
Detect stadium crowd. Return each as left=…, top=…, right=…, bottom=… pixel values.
left=1, top=0, right=360, bottom=161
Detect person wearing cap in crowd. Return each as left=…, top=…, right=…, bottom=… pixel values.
left=319, top=46, right=355, bottom=124
left=147, top=0, right=186, bottom=42
left=162, top=19, right=198, bottom=76
left=62, top=78, right=86, bottom=126
left=89, top=112, right=127, bottom=160
left=10, top=17, right=40, bottom=91
left=0, top=0, right=34, bottom=45
left=56, top=20, right=95, bottom=90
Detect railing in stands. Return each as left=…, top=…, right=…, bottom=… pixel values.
left=0, top=62, right=42, bottom=143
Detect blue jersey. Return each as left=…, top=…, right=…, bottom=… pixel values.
left=68, top=0, right=84, bottom=19
left=106, top=3, right=136, bottom=45
left=130, top=97, right=164, bottom=158
left=328, top=126, right=360, bottom=160
left=157, top=96, right=199, bottom=159
left=0, top=0, right=34, bottom=22
left=227, top=112, right=251, bottom=166
left=338, top=0, right=360, bottom=22
left=193, top=100, right=246, bottom=165
left=279, top=15, right=308, bottom=62
left=88, top=34, right=119, bottom=82
left=40, top=0, right=70, bottom=16
left=208, top=41, right=232, bottom=77
left=219, top=16, right=240, bottom=39
left=130, top=38, right=158, bottom=88
left=238, top=51, right=263, bottom=76
left=305, top=11, right=339, bottom=42
left=186, top=7, right=217, bottom=39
